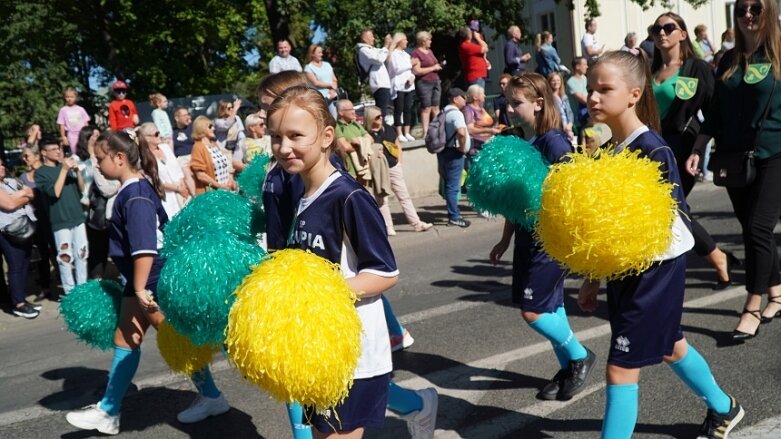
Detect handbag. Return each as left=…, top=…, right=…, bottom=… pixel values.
left=2, top=214, right=36, bottom=245
left=708, top=79, right=775, bottom=188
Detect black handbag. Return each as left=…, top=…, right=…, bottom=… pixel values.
left=708, top=79, right=775, bottom=188
left=2, top=214, right=36, bottom=245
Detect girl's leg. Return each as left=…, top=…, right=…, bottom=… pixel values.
left=72, top=224, right=89, bottom=286
left=381, top=294, right=404, bottom=337
left=388, top=165, right=422, bottom=227
left=387, top=381, right=422, bottom=414
left=524, top=308, right=588, bottom=363
left=665, top=339, right=730, bottom=413
left=602, top=365, right=640, bottom=439
left=52, top=228, right=75, bottom=294
left=387, top=382, right=438, bottom=439
left=286, top=402, right=313, bottom=439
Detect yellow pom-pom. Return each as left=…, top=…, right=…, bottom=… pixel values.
left=157, top=321, right=219, bottom=375
left=536, top=148, right=677, bottom=280
left=225, top=249, right=362, bottom=411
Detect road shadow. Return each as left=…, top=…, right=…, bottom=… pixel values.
left=514, top=418, right=697, bottom=438
left=392, top=351, right=548, bottom=392
left=39, top=367, right=117, bottom=411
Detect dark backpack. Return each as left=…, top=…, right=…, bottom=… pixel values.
left=424, top=108, right=457, bottom=154
left=354, top=49, right=371, bottom=85
left=87, top=184, right=109, bottom=230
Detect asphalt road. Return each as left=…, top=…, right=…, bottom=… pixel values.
left=1, top=181, right=780, bottom=439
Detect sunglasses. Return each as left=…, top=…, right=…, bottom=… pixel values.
left=736, top=4, right=763, bottom=17
left=208, top=124, right=214, bottom=129
left=374, top=115, right=382, bottom=120
left=146, top=131, right=160, bottom=137
left=115, top=90, right=127, bottom=94
left=651, top=23, right=679, bottom=36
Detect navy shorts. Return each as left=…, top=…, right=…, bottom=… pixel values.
left=512, top=226, right=567, bottom=313
left=606, top=255, right=686, bottom=368
left=306, top=372, right=391, bottom=433
left=119, top=258, right=164, bottom=299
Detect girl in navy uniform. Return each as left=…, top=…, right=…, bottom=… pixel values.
left=65, top=131, right=228, bottom=435
left=579, top=51, right=743, bottom=439
left=489, top=72, right=596, bottom=401
left=266, top=87, right=437, bottom=439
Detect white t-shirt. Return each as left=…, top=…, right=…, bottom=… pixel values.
left=581, top=33, right=599, bottom=61
left=444, top=104, right=470, bottom=152
left=388, top=49, right=415, bottom=94
left=268, top=55, right=302, bottom=74
left=156, top=143, right=186, bottom=218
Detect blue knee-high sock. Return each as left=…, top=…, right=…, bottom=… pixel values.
left=387, top=382, right=423, bottom=415
left=191, top=367, right=221, bottom=399
left=382, top=295, right=404, bottom=337
left=528, top=312, right=588, bottom=362
left=286, top=402, right=313, bottom=439
left=669, top=345, right=730, bottom=414
left=99, top=346, right=141, bottom=416
left=551, top=306, right=571, bottom=368
left=602, top=384, right=639, bottom=439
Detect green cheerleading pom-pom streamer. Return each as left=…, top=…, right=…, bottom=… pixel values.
left=60, top=280, right=124, bottom=350
left=157, top=234, right=268, bottom=346
left=466, top=136, right=550, bottom=230
left=237, top=154, right=271, bottom=236
left=162, top=190, right=254, bottom=257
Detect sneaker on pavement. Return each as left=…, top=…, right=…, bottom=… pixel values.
left=405, top=134, right=416, bottom=142
left=558, top=347, right=596, bottom=400
left=536, top=369, right=569, bottom=401
left=13, top=302, right=39, bottom=319
left=25, top=300, right=42, bottom=311
left=696, top=395, right=744, bottom=439
left=66, top=402, right=120, bottom=435
left=400, top=388, right=438, bottom=439
left=390, top=329, right=415, bottom=352
left=177, top=394, right=230, bottom=424
left=447, top=217, right=471, bottom=228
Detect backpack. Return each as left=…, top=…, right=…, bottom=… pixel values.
left=425, top=108, right=457, bottom=154
left=354, top=48, right=371, bottom=85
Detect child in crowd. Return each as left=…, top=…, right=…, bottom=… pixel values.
left=489, top=72, right=596, bottom=402
left=232, top=113, right=271, bottom=173
left=108, top=80, right=139, bottom=132
left=65, top=131, right=229, bottom=435
left=266, top=86, right=437, bottom=439
left=578, top=51, right=743, bottom=439
left=57, top=87, right=90, bottom=155
left=149, top=93, right=173, bottom=146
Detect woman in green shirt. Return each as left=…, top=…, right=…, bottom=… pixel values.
left=651, top=13, right=738, bottom=292
left=686, top=0, right=781, bottom=340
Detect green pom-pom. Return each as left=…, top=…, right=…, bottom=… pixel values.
left=466, top=136, right=550, bottom=229
left=157, top=234, right=267, bottom=346
left=162, top=190, right=254, bottom=257
left=60, top=280, right=123, bottom=350
left=237, top=155, right=271, bottom=237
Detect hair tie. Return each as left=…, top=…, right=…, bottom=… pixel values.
left=124, top=128, right=139, bottom=145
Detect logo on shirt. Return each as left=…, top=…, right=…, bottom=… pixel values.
left=523, top=288, right=533, bottom=300
left=293, top=230, right=325, bottom=250
left=614, top=336, right=631, bottom=353
left=675, top=77, right=698, bottom=100
left=744, top=63, right=771, bottom=84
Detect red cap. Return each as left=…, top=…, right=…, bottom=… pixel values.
left=112, top=80, right=128, bottom=91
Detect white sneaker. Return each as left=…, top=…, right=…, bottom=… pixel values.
left=66, top=402, right=120, bottom=435
left=177, top=394, right=230, bottom=424
left=405, top=134, right=416, bottom=142
left=401, top=388, right=438, bottom=439
left=390, top=329, right=415, bottom=352
left=398, top=134, right=410, bottom=142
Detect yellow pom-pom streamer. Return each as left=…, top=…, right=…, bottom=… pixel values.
left=226, top=249, right=362, bottom=411
left=536, top=148, right=677, bottom=280
left=157, top=321, right=219, bottom=376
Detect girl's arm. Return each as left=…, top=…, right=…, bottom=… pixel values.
left=348, top=273, right=398, bottom=299
left=578, top=279, right=600, bottom=312
left=489, top=219, right=515, bottom=265
left=0, top=189, right=31, bottom=211
left=133, top=255, right=157, bottom=311
left=59, top=124, right=68, bottom=146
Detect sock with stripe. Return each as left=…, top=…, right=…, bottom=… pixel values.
left=601, top=383, right=639, bottom=439
left=528, top=311, right=588, bottom=362
left=669, top=344, right=731, bottom=414
left=99, top=346, right=141, bottom=416
left=551, top=305, right=572, bottom=368
left=387, top=381, right=423, bottom=415
left=382, top=294, right=405, bottom=337
left=191, top=367, right=221, bottom=398
left=286, top=402, right=313, bottom=439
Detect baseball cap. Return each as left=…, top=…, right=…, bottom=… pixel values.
left=112, top=80, right=128, bottom=91
left=447, top=87, right=466, bottom=100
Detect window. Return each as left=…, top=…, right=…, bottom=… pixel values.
left=725, top=1, right=735, bottom=29
left=540, top=12, right=556, bottom=33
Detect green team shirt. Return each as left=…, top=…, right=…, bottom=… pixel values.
left=34, top=163, right=85, bottom=231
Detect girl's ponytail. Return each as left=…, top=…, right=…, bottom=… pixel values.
left=134, top=129, right=165, bottom=200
